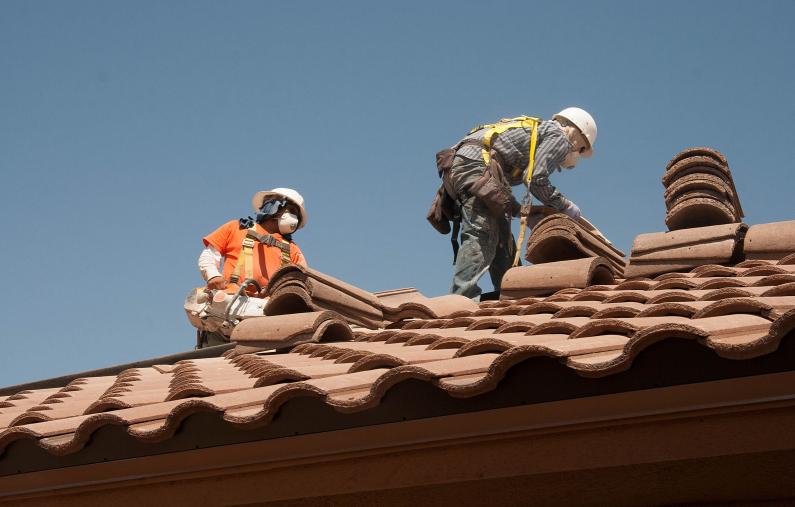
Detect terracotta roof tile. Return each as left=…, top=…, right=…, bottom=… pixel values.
left=664, top=173, right=735, bottom=207
left=626, top=223, right=747, bottom=278
left=745, top=220, right=795, bottom=262
left=3, top=285, right=795, bottom=458
left=523, top=215, right=627, bottom=275
left=2, top=212, right=795, bottom=470
left=662, top=148, right=744, bottom=229
left=260, top=266, right=480, bottom=330
left=666, top=147, right=729, bottom=169
left=500, top=257, right=616, bottom=299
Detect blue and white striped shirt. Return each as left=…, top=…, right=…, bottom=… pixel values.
left=456, top=119, right=572, bottom=211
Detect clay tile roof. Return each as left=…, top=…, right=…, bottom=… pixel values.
left=2, top=149, right=795, bottom=475
left=4, top=227, right=795, bottom=465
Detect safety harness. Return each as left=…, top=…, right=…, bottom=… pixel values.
left=467, top=116, right=542, bottom=266
left=228, top=226, right=291, bottom=284
left=468, top=116, right=541, bottom=177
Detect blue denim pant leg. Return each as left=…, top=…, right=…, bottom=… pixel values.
left=449, top=199, right=499, bottom=300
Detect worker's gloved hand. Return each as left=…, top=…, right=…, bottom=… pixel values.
left=207, top=276, right=227, bottom=290
left=564, top=202, right=582, bottom=222
left=511, top=200, right=522, bottom=218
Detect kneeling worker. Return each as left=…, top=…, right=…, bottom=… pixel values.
left=441, top=108, right=597, bottom=300
left=199, top=187, right=308, bottom=292
left=197, top=188, right=308, bottom=347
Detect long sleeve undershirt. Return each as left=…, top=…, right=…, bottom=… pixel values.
left=198, top=245, right=223, bottom=282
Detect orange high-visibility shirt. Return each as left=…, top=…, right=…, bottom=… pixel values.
left=203, top=220, right=307, bottom=287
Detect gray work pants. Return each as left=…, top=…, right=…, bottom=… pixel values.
left=448, top=157, right=515, bottom=300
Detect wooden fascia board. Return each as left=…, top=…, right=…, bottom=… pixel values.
left=3, top=370, right=795, bottom=505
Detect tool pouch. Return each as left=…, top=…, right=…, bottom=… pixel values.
left=429, top=140, right=490, bottom=234
left=427, top=183, right=456, bottom=234
left=436, top=148, right=457, bottom=177
left=470, top=149, right=514, bottom=217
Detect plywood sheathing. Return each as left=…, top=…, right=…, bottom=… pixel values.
left=625, top=223, right=748, bottom=279
left=524, top=215, right=627, bottom=276
left=662, top=148, right=744, bottom=231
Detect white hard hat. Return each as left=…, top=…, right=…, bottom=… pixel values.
left=552, top=107, right=597, bottom=158
left=252, top=188, right=307, bottom=230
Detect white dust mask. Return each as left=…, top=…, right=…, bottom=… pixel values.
left=561, top=149, right=579, bottom=169
left=278, top=213, right=299, bottom=234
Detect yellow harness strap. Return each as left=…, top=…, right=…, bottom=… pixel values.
left=229, top=226, right=257, bottom=284
left=511, top=121, right=540, bottom=267
left=526, top=119, right=539, bottom=183
left=511, top=122, right=540, bottom=267
left=469, top=116, right=543, bottom=268
left=229, top=227, right=292, bottom=284
left=279, top=240, right=291, bottom=266
left=476, top=116, right=541, bottom=180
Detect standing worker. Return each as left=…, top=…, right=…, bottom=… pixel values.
left=428, top=108, right=597, bottom=300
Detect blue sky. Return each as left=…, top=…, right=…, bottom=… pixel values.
left=1, top=1, right=794, bottom=388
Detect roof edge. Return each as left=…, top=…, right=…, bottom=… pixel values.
left=0, top=344, right=235, bottom=396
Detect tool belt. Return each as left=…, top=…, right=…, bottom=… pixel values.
left=426, top=140, right=483, bottom=235
left=427, top=140, right=517, bottom=263
left=469, top=148, right=514, bottom=217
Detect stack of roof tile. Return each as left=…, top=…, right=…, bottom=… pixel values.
left=262, top=264, right=478, bottom=329
left=3, top=243, right=795, bottom=459
left=264, top=264, right=387, bottom=328
left=663, top=147, right=744, bottom=231
left=524, top=215, right=627, bottom=276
